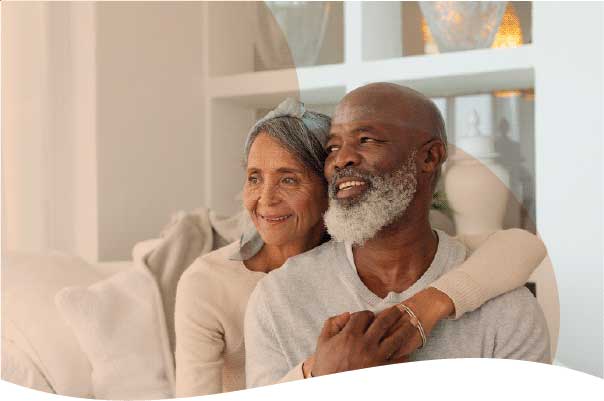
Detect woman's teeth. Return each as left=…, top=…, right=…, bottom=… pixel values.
left=338, top=181, right=366, bottom=191
left=261, top=214, right=292, bottom=222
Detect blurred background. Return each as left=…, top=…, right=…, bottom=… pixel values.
left=2, top=1, right=602, bottom=377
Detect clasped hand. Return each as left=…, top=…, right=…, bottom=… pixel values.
left=309, top=306, right=421, bottom=376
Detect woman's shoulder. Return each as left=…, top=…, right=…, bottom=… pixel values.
left=177, top=241, right=263, bottom=314
left=179, top=241, right=262, bottom=294
left=183, top=241, right=245, bottom=277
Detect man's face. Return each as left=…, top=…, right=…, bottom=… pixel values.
left=322, top=100, right=419, bottom=245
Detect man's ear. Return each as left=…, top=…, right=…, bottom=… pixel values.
left=419, top=138, right=447, bottom=174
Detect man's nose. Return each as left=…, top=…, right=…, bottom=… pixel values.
left=333, top=143, right=362, bottom=171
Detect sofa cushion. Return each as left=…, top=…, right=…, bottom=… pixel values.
left=1, top=252, right=115, bottom=397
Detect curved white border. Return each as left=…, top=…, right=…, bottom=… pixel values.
left=2, top=359, right=602, bottom=400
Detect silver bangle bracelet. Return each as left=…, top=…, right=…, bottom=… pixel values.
left=396, top=303, right=427, bottom=349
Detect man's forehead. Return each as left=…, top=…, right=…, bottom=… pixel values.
left=332, top=101, right=396, bottom=121
left=331, top=101, right=433, bottom=134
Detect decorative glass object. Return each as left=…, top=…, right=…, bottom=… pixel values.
left=255, top=1, right=331, bottom=70
left=491, top=3, right=523, bottom=49
left=419, top=2, right=507, bottom=52
left=421, top=17, right=439, bottom=54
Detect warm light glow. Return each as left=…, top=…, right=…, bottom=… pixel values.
left=492, top=4, right=523, bottom=48
left=492, top=4, right=525, bottom=97
left=494, top=90, right=521, bottom=98
left=493, top=89, right=534, bottom=99
left=421, top=18, right=439, bottom=54
left=522, top=89, right=535, bottom=100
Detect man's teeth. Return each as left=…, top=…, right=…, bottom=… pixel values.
left=338, top=181, right=366, bottom=190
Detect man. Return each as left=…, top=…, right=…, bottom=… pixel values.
left=244, top=83, right=550, bottom=387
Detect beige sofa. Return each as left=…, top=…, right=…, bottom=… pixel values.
left=2, top=208, right=246, bottom=398
left=2, top=252, right=131, bottom=397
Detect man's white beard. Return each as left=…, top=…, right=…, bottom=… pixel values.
left=324, top=153, right=418, bottom=246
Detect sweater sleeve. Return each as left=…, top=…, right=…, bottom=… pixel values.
left=174, top=270, right=225, bottom=397
left=430, top=229, right=546, bottom=319
left=278, top=362, right=305, bottom=383
left=245, top=280, right=292, bottom=388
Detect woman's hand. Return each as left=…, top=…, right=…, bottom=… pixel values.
left=381, top=287, right=455, bottom=360
left=302, top=354, right=315, bottom=378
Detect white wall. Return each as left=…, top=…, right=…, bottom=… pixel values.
left=533, top=3, right=603, bottom=377
left=3, top=2, right=207, bottom=262
left=95, top=3, right=205, bottom=261
left=2, top=3, right=50, bottom=254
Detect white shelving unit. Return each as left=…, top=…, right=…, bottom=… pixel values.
left=208, top=46, right=534, bottom=105
left=201, top=2, right=535, bottom=215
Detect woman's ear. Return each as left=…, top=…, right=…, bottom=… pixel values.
left=419, top=138, right=447, bottom=174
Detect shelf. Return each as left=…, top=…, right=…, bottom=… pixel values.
left=359, top=45, right=535, bottom=97
left=207, top=63, right=347, bottom=107
left=207, top=45, right=535, bottom=107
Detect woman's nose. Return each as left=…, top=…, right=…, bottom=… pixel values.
left=258, top=182, right=281, bottom=206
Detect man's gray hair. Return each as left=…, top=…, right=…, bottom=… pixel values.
left=430, top=101, right=448, bottom=154
left=426, top=98, right=448, bottom=188
left=243, top=100, right=331, bottom=180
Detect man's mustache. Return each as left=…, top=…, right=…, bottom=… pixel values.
left=328, top=167, right=376, bottom=198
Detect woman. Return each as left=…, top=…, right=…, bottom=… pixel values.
left=174, top=99, right=546, bottom=397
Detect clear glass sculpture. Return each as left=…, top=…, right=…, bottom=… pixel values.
left=256, top=1, right=331, bottom=69
left=419, top=2, right=507, bottom=52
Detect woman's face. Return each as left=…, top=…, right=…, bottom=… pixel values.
left=243, top=133, right=328, bottom=248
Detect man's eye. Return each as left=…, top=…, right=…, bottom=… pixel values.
left=247, top=175, right=259, bottom=184
left=282, top=177, right=298, bottom=185
left=360, top=137, right=376, bottom=144
left=326, top=145, right=340, bottom=153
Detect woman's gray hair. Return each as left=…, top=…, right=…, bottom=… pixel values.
left=243, top=98, right=331, bottom=179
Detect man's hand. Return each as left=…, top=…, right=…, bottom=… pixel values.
left=311, top=307, right=410, bottom=376
left=373, top=306, right=422, bottom=362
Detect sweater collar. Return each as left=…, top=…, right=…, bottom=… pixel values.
left=340, top=229, right=456, bottom=308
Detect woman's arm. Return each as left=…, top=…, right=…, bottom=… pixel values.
left=174, top=271, right=226, bottom=397
left=387, top=229, right=547, bottom=359
left=432, top=228, right=546, bottom=319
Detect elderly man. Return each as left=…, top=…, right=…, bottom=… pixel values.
left=244, top=83, right=550, bottom=387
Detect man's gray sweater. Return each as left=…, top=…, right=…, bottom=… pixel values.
left=244, top=230, right=550, bottom=388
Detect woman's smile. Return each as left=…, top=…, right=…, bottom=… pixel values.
left=258, top=213, right=294, bottom=224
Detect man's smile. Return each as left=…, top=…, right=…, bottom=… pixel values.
left=334, top=177, right=369, bottom=199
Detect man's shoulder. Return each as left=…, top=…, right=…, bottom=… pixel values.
left=435, top=230, right=469, bottom=276
left=288, top=239, right=341, bottom=265
left=249, top=240, right=343, bottom=314
left=475, top=286, right=550, bottom=362
left=482, top=285, right=539, bottom=313
left=262, top=240, right=342, bottom=286
left=476, top=285, right=547, bottom=334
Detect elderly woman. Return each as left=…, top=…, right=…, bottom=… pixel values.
left=174, top=99, right=546, bottom=397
